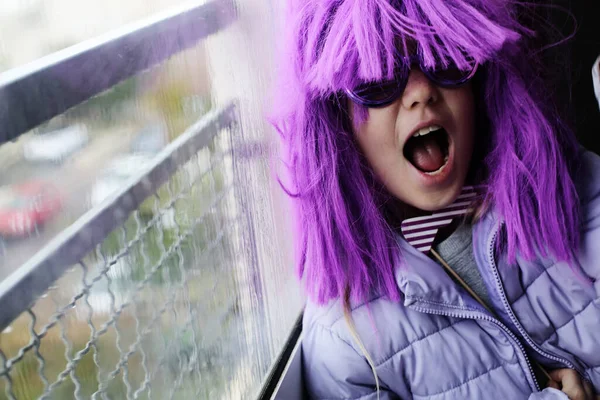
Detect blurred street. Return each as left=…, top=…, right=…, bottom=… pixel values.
left=0, top=127, right=135, bottom=280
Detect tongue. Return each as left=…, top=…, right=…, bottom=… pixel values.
left=410, top=136, right=444, bottom=172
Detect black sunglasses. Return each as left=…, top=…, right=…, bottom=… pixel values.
left=346, top=54, right=479, bottom=108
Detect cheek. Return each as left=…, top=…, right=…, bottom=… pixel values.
left=355, top=107, right=399, bottom=151
left=447, top=87, right=476, bottom=144
left=354, top=108, right=402, bottom=183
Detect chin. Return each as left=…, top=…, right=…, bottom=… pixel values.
left=405, top=183, right=464, bottom=212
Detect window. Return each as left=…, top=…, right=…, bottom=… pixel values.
left=0, top=1, right=303, bottom=398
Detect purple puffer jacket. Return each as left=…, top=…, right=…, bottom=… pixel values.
left=302, top=150, right=600, bottom=400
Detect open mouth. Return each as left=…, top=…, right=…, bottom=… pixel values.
left=403, top=125, right=450, bottom=173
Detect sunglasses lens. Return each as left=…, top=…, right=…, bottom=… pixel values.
left=351, top=79, right=399, bottom=104
left=427, top=58, right=477, bottom=86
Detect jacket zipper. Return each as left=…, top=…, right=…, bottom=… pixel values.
left=487, top=224, right=588, bottom=380
left=410, top=303, right=540, bottom=391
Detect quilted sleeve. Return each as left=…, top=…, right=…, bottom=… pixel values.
left=574, top=150, right=600, bottom=391
left=302, top=323, right=401, bottom=400
left=577, top=150, right=600, bottom=285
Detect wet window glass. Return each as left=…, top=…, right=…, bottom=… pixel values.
left=0, top=0, right=199, bottom=72
left=0, top=1, right=302, bottom=398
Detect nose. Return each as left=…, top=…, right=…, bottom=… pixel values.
left=400, top=68, right=439, bottom=109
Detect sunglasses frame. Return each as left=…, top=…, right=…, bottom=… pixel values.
left=345, top=53, right=479, bottom=108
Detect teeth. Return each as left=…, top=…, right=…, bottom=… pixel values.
left=412, top=125, right=442, bottom=138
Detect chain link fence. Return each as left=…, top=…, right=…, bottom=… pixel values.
left=0, top=105, right=268, bottom=399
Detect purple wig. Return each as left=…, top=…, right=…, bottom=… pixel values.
left=271, top=0, right=581, bottom=304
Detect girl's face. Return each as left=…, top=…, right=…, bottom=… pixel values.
left=352, top=67, right=475, bottom=212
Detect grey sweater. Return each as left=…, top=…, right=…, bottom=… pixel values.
left=434, top=222, right=491, bottom=307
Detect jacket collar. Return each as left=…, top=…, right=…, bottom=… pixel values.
left=394, top=210, right=501, bottom=313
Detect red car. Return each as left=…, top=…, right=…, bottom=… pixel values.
left=0, top=181, right=63, bottom=238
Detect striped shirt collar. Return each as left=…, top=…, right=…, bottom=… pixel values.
left=400, top=186, right=479, bottom=254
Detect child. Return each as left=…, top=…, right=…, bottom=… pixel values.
left=272, top=0, right=600, bottom=399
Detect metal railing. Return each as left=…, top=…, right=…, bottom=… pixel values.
left=0, top=1, right=281, bottom=398
left=0, top=105, right=243, bottom=399
left=0, top=0, right=235, bottom=143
